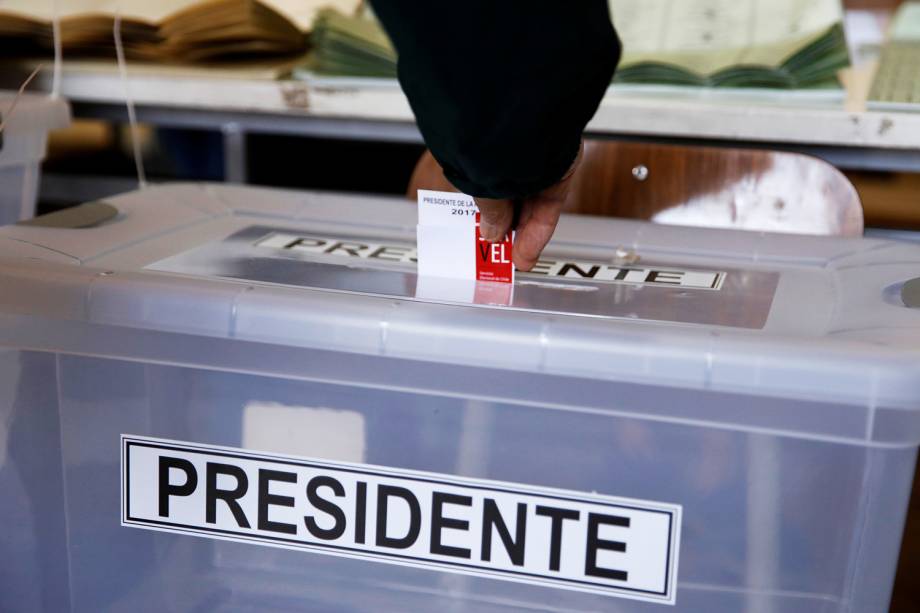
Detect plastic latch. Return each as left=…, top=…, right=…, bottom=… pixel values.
left=901, top=277, right=920, bottom=308
left=17, top=201, right=119, bottom=229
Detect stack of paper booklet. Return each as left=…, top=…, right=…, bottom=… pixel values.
left=307, top=6, right=396, bottom=77
left=0, top=0, right=360, bottom=62
left=303, top=0, right=849, bottom=90
left=867, top=2, right=920, bottom=111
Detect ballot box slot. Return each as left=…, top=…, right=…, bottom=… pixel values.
left=147, top=225, right=780, bottom=329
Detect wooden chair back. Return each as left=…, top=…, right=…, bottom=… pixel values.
left=407, top=140, right=863, bottom=236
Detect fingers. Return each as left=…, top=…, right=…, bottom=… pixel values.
left=474, top=197, right=514, bottom=242
left=511, top=143, right=581, bottom=271
left=513, top=196, right=563, bottom=271
left=473, top=142, right=582, bottom=270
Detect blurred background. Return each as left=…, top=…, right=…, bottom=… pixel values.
left=0, top=0, right=913, bottom=228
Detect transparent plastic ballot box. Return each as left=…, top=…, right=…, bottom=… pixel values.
left=1, top=183, right=919, bottom=613
left=0, top=92, right=70, bottom=226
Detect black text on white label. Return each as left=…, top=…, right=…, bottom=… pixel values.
left=256, top=231, right=724, bottom=291
left=122, top=436, right=681, bottom=604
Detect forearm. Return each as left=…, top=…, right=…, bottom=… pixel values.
left=370, top=0, right=620, bottom=199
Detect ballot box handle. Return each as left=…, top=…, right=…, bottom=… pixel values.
left=17, top=201, right=119, bottom=229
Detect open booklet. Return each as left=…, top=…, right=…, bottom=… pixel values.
left=610, top=0, right=850, bottom=88
left=303, top=0, right=849, bottom=90
left=0, top=0, right=360, bottom=62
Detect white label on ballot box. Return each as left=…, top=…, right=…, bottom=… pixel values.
left=123, top=435, right=682, bottom=605
left=255, top=231, right=725, bottom=291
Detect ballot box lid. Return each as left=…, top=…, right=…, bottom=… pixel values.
left=1, top=183, right=919, bottom=445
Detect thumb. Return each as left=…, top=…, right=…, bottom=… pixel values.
left=474, top=197, right=514, bottom=242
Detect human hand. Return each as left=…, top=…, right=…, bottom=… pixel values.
left=475, top=144, right=582, bottom=272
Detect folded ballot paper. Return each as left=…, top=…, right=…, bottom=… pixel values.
left=416, top=190, right=515, bottom=306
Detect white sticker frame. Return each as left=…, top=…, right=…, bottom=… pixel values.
left=254, top=231, right=725, bottom=291
left=122, top=435, right=681, bottom=605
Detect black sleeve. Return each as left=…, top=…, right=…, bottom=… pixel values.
left=369, top=1, right=621, bottom=200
